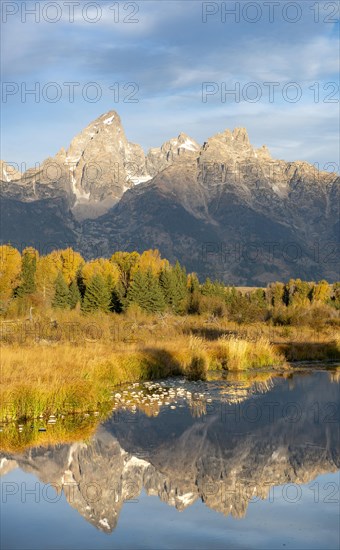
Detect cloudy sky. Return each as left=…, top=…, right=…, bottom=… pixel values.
left=1, top=0, right=339, bottom=170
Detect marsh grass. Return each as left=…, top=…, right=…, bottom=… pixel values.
left=0, top=337, right=285, bottom=422
left=1, top=312, right=338, bottom=423
left=214, top=336, right=285, bottom=371
left=276, top=340, right=340, bottom=362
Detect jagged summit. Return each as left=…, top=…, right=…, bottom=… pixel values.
left=57, top=109, right=148, bottom=218
left=0, top=114, right=274, bottom=213
left=232, top=127, right=250, bottom=144
left=1, top=111, right=339, bottom=283
left=203, top=126, right=267, bottom=156
left=176, top=132, right=200, bottom=150
left=146, top=132, right=200, bottom=176
left=3, top=110, right=149, bottom=220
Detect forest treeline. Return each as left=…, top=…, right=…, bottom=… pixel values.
left=0, top=245, right=339, bottom=324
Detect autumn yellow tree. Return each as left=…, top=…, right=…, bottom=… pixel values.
left=311, top=280, right=331, bottom=303
left=130, top=249, right=169, bottom=279
left=59, top=248, right=84, bottom=285
left=82, top=258, right=120, bottom=291
left=111, top=251, right=140, bottom=291
left=285, top=279, right=311, bottom=307
left=0, top=245, right=21, bottom=310
left=267, top=282, right=285, bottom=306
left=35, top=248, right=84, bottom=302
left=35, top=254, right=60, bottom=301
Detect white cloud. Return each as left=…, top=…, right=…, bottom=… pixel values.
left=1, top=1, right=338, bottom=170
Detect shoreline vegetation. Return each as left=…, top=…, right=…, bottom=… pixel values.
left=1, top=246, right=339, bottom=426
left=1, top=361, right=339, bottom=454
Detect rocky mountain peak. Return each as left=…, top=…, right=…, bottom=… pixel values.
left=2, top=112, right=339, bottom=284
left=255, top=144, right=272, bottom=159
left=176, top=132, right=200, bottom=151
left=63, top=110, right=123, bottom=160
left=146, top=132, right=200, bottom=177
left=13, top=110, right=149, bottom=220
left=232, top=127, right=250, bottom=144
left=204, top=126, right=252, bottom=151
left=199, top=126, right=273, bottom=172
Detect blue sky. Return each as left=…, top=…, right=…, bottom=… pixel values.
left=1, top=0, right=339, bottom=170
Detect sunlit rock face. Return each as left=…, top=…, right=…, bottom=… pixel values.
left=1, top=112, right=149, bottom=221
left=146, top=133, right=200, bottom=177
left=1, top=372, right=339, bottom=533
left=1, top=112, right=339, bottom=282
left=0, top=161, right=22, bottom=183
left=82, top=120, right=339, bottom=283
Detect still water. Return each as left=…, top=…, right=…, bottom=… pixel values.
left=1, top=369, right=339, bottom=550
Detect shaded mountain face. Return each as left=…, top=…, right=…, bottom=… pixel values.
left=1, top=372, right=339, bottom=533
left=1, top=111, right=339, bottom=283
left=0, top=197, right=79, bottom=252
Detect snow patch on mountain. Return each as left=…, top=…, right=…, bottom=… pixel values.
left=103, top=115, right=115, bottom=125
left=124, top=456, right=150, bottom=469
left=176, top=492, right=197, bottom=507
left=129, top=175, right=152, bottom=186
left=99, top=518, right=111, bottom=530
left=179, top=138, right=198, bottom=152
left=3, top=169, right=10, bottom=182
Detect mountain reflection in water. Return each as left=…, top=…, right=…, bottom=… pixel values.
left=1, top=370, right=339, bottom=539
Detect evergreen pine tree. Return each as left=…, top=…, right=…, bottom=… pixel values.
left=15, top=249, right=37, bottom=297
left=82, top=274, right=111, bottom=313
left=145, top=269, right=165, bottom=312
left=76, top=267, right=86, bottom=299
left=201, top=278, right=225, bottom=298
left=201, top=277, right=214, bottom=296
left=126, top=270, right=148, bottom=310
left=225, top=286, right=237, bottom=306
left=110, top=280, right=125, bottom=313
left=188, top=273, right=200, bottom=294
left=171, top=261, right=188, bottom=314
left=52, top=273, right=70, bottom=309
left=68, top=279, right=81, bottom=309
left=187, top=273, right=201, bottom=314
left=159, top=268, right=175, bottom=308
left=126, top=269, right=165, bottom=313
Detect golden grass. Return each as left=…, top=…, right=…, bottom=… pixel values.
left=0, top=343, right=175, bottom=422
left=214, top=336, right=285, bottom=370
left=276, top=335, right=340, bottom=362
left=1, top=312, right=338, bottom=423
left=0, top=339, right=285, bottom=422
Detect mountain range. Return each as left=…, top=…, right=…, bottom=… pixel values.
left=1, top=111, right=339, bottom=284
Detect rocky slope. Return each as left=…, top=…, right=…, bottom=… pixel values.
left=83, top=125, right=339, bottom=283
left=1, top=111, right=339, bottom=283
left=0, top=160, right=22, bottom=182
left=1, top=111, right=150, bottom=221
left=146, top=132, right=200, bottom=176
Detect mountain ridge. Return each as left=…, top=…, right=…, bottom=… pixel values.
left=1, top=111, right=339, bottom=283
